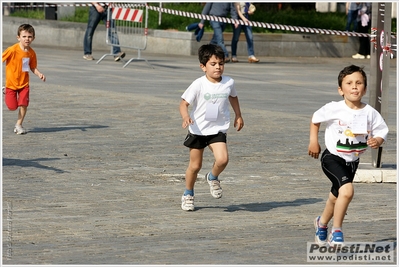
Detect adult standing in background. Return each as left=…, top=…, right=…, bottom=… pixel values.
left=198, top=2, right=239, bottom=63
left=352, top=2, right=371, bottom=59
left=345, top=2, right=360, bottom=32
left=231, top=2, right=260, bottom=63
left=83, top=2, right=125, bottom=61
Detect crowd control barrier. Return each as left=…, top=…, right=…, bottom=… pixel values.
left=96, top=2, right=151, bottom=68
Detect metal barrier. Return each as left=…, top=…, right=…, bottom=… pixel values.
left=96, top=2, right=152, bottom=68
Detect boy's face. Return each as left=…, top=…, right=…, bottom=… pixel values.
left=338, top=71, right=367, bottom=103
left=17, top=30, right=35, bottom=50
left=200, top=55, right=224, bottom=83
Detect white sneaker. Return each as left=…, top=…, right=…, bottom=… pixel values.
left=83, top=54, right=94, bottom=60
left=206, top=172, right=222, bottom=199
left=181, top=194, right=194, bottom=211
left=352, top=53, right=365, bottom=59
left=14, top=124, right=26, bottom=134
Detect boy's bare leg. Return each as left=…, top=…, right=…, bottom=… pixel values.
left=208, top=142, right=229, bottom=177
left=17, top=106, right=27, bottom=125
left=320, top=193, right=336, bottom=225
left=332, top=183, right=354, bottom=228
left=185, top=148, right=204, bottom=190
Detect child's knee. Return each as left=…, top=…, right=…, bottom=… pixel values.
left=338, top=184, right=354, bottom=200
left=215, top=157, right=229, bottom=168
left=188, top=163, right=202, bottom=174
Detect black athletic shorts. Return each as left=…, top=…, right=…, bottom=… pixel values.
left=320, top=149, right=359, bottom=197
left=183, top=132, right=227, bottom=149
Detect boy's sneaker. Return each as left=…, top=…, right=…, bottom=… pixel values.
left=14, top=124, right=27, bottom=135
left=314, top=216, right=328, bottom=245
left=206, top=172, right=222, bottom=199
left=181, top=194, right=194, bottom=211
left=83, top=54, right=94, bottom=60
left=114, top=52, right=126, bottom=62
left=328, top=230, right=344, bottom=245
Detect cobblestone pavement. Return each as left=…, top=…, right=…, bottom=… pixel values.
left=2, top=45, right=397, bottom=265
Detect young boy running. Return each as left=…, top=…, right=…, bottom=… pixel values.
left=308, top=65, right=389, bottom=245
left=2, top=24, right=46, bottom=134
left=179, top=44, right=244, bottom=211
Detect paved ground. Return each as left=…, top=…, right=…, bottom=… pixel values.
left=2, top=45, right=397, bottom=265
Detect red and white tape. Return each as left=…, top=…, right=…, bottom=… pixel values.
left=146, top=5, right=372, bottom=38
left=5, top=2, right=396, bottom=39
left=112, top=7, right=143, bottom=22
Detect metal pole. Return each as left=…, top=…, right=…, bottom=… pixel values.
left=369, top=3, right=391, bottom=167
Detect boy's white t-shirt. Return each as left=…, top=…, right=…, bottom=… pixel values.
left=181, top=75, right=237, bottom=136
left=312, top=100, right=389, bottom=162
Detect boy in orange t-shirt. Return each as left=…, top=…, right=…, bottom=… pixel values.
left=2, top=24, right=46, bottom=134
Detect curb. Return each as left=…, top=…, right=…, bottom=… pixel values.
left=354, top=163, right=397, bottom=183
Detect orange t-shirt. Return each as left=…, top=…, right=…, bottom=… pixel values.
left=2, top=43, right=38, bottom=90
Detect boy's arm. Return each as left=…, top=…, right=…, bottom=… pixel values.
left=367, top=136, right=385, bottom=149
left=31, top=67, right=46, bottom=82
left=179, top=99, right=193, bottom=129
left=308, top=121, right=321, bottom=159
left=229, top=96, right=244, bottom=131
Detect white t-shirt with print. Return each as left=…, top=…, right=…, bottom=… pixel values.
left=181, top=75, right=237, bottom=136
left=312, top=100, right=389, bottom=162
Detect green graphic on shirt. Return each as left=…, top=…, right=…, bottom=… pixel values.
left=204, top=93, right=229, bottom=101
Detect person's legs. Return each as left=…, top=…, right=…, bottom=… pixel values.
left=17, top=106, right=27, bottom=126
left=102, top=9, right=122, bottom=54
left=332, top=183, right=354, bottom=228
left=351, top=10, right=359, bottom=32
left=14, top=86, right=29, bottom=124
left=231, top=24, right=242, bottom=58
left=210, top=21, right=228, bottom=58
left=83, top=6, right=101, bottom=55
left=345, top=12, right=352, bottom=31
left=206, top=141, right=228, bottom=199
left=208, top=142, right=229, bottom=177
left=345, top=10, right=356, bottom=31
left=185, top=148, right=204, bottom=191
left=357, top=22, right=370, bottom=56
left=320, top=192, right=336, bottom=226
left=242, top=25, right=255, bottom=57
left=5, top=88, right=18, bottom=111
left=320, top=149, right=358, bottom=243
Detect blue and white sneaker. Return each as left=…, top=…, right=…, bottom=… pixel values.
left=328, top=230, right=344, bottom=245
left=314, top=216, right=328, bottom=245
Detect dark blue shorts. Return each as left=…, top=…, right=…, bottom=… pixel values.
left=183, top=132, right=227, bottom=149
left=320, top=149, right=359, bottom=197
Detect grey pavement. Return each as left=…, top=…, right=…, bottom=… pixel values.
left=2, top=45, right=397, bottom=265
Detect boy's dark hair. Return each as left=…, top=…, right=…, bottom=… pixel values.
left=17, top=24, right=35, bottom=37
left=198, top=44, right=225, bottom=65
left=338, top=65, right=367, bottom=87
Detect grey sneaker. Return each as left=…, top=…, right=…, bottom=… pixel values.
left=206, top=172, right=222, bottom=199
left=114, top=51, right=126, bottom=62
left=181, top=194, right=194, bottom=211
left=83, top=54, right=94, bottom=60
left=14, top=124, right=27, bottom=135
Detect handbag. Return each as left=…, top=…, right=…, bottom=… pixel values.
left=248, top=3, right=256, bottom=13
left=240, top=3, right=256, bottom=14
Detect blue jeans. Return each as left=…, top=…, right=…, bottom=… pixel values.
left=83, top=6, right=121, bottom=55
left=209, top=20, right=229, bottom=58
left=231, top=24, right=255, bottom=57
left=345, top=9, right=358, bottom=32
